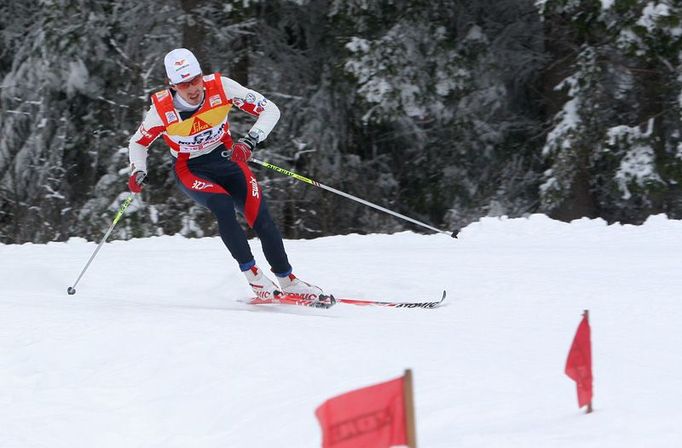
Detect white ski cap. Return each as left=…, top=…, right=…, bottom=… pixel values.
left=164, top=48, right=202, bottom=84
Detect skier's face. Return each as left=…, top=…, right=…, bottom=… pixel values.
left=172, top=74, right=204, bottom=105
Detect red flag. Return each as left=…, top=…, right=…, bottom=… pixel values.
left=565, top=311, right=593, bottom=411
left=315, top=371, right=414, bottom=448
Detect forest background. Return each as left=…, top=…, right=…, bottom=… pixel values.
left=1, top=0, right=680, bottom=244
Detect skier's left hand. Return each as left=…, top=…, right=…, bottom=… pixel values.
left=231, top=134, right=258, bottom=162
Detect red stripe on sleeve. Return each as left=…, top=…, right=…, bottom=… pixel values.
left=135, top=125, right=165, bottom=146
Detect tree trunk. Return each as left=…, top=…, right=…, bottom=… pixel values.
left=550, top=147, right=598, bottom=221
left=179, top=0, right=209, bottom=71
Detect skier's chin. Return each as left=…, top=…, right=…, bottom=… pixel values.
left=186, top=94, right=202, bottom=105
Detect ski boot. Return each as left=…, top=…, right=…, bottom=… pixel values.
left=277, top=273, right=336, bottom=308
left=244, top=265, right=282, bottom=300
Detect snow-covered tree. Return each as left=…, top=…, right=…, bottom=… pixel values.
left=0, top=0, right=176, bottom=242
left=538, top=0, right=682, bottom=222
left=340, top=0, right=547, bottom=229
left=2, top=0, right=681, bottom=244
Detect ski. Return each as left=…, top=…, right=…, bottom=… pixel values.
left=243, top=294, right=335, bottom=308
left=243, top=290, right=446, bottom=309
left=337, top=290, right=446, bottom=308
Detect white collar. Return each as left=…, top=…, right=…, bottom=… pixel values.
left=173, top=90, right=204, bottom=112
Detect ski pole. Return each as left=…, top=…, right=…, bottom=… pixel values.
left=67, top=194, right=135, bottom=295
left=250, top=158, right=458, bottom=238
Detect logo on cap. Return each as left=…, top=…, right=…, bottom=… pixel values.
left=165, top=48, right=201, bottom=84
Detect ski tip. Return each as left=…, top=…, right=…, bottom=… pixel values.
left=440, top=290, right=447, bottom=303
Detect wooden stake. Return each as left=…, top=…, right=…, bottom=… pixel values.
left=404, top=369, right=418, bottom=448
left=583, top=309, right=593, bottom=414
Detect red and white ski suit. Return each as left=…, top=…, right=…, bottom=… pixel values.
left=127, top=73, right=292, bottom=275
left=128, top=72, right=279, bottom=172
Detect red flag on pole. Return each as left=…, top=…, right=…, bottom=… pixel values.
left=315, top=370, right=417, bottom=448
left=565, top=310, right=593, bottom=412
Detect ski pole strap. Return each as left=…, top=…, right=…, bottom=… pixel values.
left=250, top=158, right=457, bottom=238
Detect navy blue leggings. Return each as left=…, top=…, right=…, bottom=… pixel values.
left=173, top=148, right=291, bottom=275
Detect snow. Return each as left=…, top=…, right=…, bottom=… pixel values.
left=608, top=120, right=661, bottom=200
left=600, top=0, right=615, bottom=10
left=2, top=215, right=682, bottom=447
left=65, top=59, right=89, bottom=98
left=637, top=2, right=671, bottom=32
left=615, top=144, right=660, bottom=199
left=542, top=97, right=580, bottom=156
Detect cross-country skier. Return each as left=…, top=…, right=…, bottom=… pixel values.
left=127, top=48, right=332, bottom=306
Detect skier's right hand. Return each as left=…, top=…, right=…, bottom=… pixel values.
left=230, top=132, right=258, bottom=163
left=128, top=170, right=147, bottom=193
